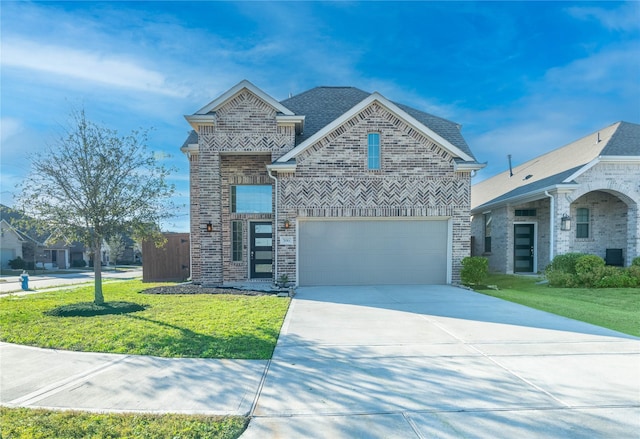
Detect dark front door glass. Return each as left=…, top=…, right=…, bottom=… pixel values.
left=250, top=222, right=273, bottom=279
left=514, top=224, right=534, bottom=273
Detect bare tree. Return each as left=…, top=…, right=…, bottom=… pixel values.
left=17, top=110, right=175, bottom=304
left=107, top=232, right=126, bottom=272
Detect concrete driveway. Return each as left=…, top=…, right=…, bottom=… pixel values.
left=243, top=285, right=640, bottom=438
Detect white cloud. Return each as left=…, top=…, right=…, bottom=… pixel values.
left=2, top=38, right=189, bottom=97
left=543, top=44, right=640, bottom=95
left=1, top=118, right=23, bottom=143
left=566, top=3, right=640, bottom=32
left=466, top=39, right=640, bottom=183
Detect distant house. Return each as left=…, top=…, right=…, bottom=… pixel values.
left=181, top=80, right=483, bottom=286
left=0, top=204, right=91, bottom=269
left=471, top=121, right=640, bottom=273
left=0, top=219, right=26, bottom=268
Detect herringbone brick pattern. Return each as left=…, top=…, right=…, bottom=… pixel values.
left=280, top=177, right=469, bottom=209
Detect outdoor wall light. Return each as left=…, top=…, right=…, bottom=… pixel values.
left=283, top=219, right=291, bottom=229
left=206, top=222, right=213, bottom=232
left=561, top=214, right=571, bottom=231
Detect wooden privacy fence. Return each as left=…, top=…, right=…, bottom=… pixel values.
left=142, top=233, right=190, bottom=282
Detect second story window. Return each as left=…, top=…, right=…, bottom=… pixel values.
left=368, top=132, right=380, bottom=170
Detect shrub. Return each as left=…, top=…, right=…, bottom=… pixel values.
left=461, top=256, right=488, bottom=286
left=547, top=253, right=585, bottom=275
left=597, top=266, right=639, bottom=288
left=71, top=259, right=87, bottom=268
left=575, top=255, right=606, bottom=288
left=632, top=257, right=640, bottom=267
left=626, top=265, right=640, bottom=284
left=7, top=256, right=26, bottom=270
left=545, top=270, right=577, bottom=288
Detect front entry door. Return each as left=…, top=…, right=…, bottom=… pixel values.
left=250, top=222, right=273, bottom=279
left=514, top=224, right=535, bottom=273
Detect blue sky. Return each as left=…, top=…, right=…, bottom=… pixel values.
left=2, top=1, right=639, bottom=232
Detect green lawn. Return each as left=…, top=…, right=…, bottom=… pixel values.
left=476, top=274, right=640, bottom=336
left=0, top=407, right=247, bottom=439
left=0, top=280, right=290, bottom=359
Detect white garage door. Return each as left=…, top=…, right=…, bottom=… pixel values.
left=298, top=219, right=449, bottom=286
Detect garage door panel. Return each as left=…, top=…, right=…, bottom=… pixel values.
left=299, top=220, right=448, bottom=286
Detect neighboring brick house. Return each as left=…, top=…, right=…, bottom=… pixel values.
left=182, top=80, right=483, bottom=286
left=471, top=121, right=640, bottom=274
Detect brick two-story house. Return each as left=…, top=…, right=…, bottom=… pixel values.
left=181, top=80, right=483, bottom=286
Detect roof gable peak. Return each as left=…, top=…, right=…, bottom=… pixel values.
left=278, top=91, right=474, bottom=163
left=194, top=80, right=294, bottom=116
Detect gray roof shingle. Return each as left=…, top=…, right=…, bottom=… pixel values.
left=280, top=86, right=476, bottom=160
left=181, top=130, right=198, bottom=149
left=471, top=121, right=639, bottom=211
left=280, top=86, right=370, bottom=144
left=181, top=83, right=479, bottom=162
left=601, top=121, right=640, bottom=156
left=473, top=166, right=583, bottom=211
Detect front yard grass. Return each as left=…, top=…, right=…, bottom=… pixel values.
left=0, top=407, right=247, bottom=439
left=476, top=273, right=640, bottom=337
left=0, top=280, right=290, bottom=359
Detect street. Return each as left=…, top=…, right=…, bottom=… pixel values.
left=0, top=268, right=143, bottom=295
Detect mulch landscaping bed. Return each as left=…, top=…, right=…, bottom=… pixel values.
left=142, top=284, right=274, bottom=296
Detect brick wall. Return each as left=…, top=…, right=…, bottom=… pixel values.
left=569, top=162, right=640, bottom=265
left=190, top=90, right=294, bottom=285
left=188, top=91, right=474, bottom=284
left=277, top=102, right=472, bottom=283
left=220, top=155, right=273, bottom=282
left=471, top=161, right=640, bottom=274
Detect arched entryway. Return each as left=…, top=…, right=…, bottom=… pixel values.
left=568, top=189, right=638, bottom=265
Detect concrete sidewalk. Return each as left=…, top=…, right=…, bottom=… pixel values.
left=0, top=343, right=266, bottom=415
left=1, top=285, right=639, bottom=438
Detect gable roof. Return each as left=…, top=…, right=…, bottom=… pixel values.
left=279, top=86, right=371, bottom=143
left=195, top=80, right=295, bottom=116
left=182, top=81, right=480, bottom=167
left=278, top=89, right=478, bottom=164
left=471, top=121, right=640, bottom=212
left=0, top=219, right=26, bottom=242
left=279, top=86, right=476, bottom=162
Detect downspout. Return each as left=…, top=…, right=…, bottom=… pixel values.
left=545, top=191, right=554, bottom=261
left=268, top=168, right=278, bottom=279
